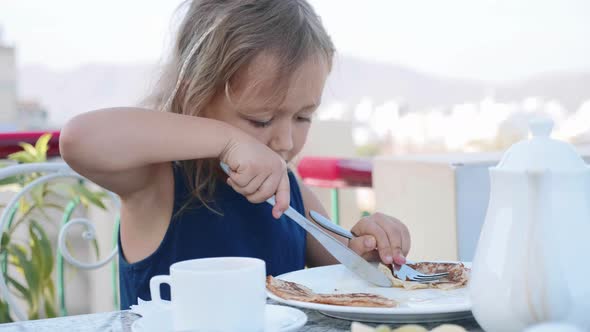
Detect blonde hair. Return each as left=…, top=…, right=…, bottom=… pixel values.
left=146, top=0, right=335, bottom=210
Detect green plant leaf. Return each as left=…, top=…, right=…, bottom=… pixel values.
left=0, top=176, right=20, bottom=186
left=35, top=134, right=52, bottom=162
left=46, top=279, right=56, bottom=301
left=8, top=151, right=36, bottom=164
left=74, top=184, right=106, bottom=210
left=6, top=244, right=40, bottom=318
left=48, top=183, right=75, bottom=197
left=42, top=203, right=66, bottom=211
left=43, top=295, right=57, bottom=318
left=33, top=207, right=55, bottom=229
left=7, top=244, right=40, bottom=306
left=18, top=198, right=31, bottom=216
left=0, top=232, right=9, bottom=251
left=29, top=225, right=46, bottom=294
left=0, top=299, right=13, bottom=323
left=28, top=310, right=39, bottom=321
left=30, top=220, right=54, bottom=280
left=42, top=282, right=57, bottom=319
left=31, top=186, right=45, bottom=207
left=92, top=238, right=100, bottom=260
left=7, top=275, right=31, bottom=303
left=25, top=172, right=41, bottom=185
left=44, top=188, right=68, bottom=202
left=19, top=142, right=40, bottom=160
left=36, top=224, right=55, bottom=279
left=8, top=204, right=39, bottom=238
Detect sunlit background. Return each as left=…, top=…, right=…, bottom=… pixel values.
left=1, top=0, right=589, bottom=154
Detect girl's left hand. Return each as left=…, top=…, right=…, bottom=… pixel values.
left=347, top=213, right=411, bottom=266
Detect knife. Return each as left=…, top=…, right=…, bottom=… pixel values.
left=220, top=162, right=391, bottom=287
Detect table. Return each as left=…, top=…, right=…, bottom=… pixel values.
left=0, top=306, right=483, bottom=331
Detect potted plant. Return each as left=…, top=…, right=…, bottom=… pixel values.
left=0, top=133, right=108, bottom=322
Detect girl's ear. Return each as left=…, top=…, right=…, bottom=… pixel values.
left=224, top=80, right=237, bottom=106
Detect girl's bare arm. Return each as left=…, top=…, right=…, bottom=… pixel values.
left=60, top=108, right=235, bottom=198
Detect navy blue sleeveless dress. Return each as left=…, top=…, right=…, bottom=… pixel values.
left=118, top=164, right=307, bottom=309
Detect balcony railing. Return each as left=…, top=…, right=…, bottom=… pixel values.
left=0, top=131, right=61, bottom=159
left=0, top=131, right=119, bottom=322
left=297, top=157, right=372, bottom=224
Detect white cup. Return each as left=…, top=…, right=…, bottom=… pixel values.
left=150, top=257, right=266, bottom=332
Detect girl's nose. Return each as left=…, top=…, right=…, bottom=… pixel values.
left=270, top=121, right=294, bottom=153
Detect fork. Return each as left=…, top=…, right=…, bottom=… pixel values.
left=391, top=261, right=448, bottom=283
left=309, top=210, right=449, bottom=283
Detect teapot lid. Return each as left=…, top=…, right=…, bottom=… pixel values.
left=496, top=118, right=587, bottom=171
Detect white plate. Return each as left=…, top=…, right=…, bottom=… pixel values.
left=131, top=304, right=307, bottom=332
left=268, top=263, right=472, bottom=323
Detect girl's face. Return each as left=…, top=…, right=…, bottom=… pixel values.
left=205, top=52, right=330, bottom=162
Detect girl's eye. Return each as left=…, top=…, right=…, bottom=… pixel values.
left=296, top=116, right=312, bottom=123
left=249, top=119, right=272, bottom=128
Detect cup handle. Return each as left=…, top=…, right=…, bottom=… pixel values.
left=149, top=275, right=171, bottom=302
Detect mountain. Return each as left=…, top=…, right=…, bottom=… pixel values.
left=17, top=64, right=157, bottom=125
left=493, top=71, right=590, bottom=111
left=325, top=56, right=489, bottom=110
left=324, top=56, right=590, bottom=111
left=17, top=56, right=590, bottom=126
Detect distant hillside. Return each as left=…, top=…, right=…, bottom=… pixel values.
left=324, top=56, right=590, bottom=111
left=18, top=55, right=590, bottom=125
left=324, top=56, right=489, bottom=110
left=493, top=71, right=590, bottom=111
left=18, top=64, right=156, bottom=125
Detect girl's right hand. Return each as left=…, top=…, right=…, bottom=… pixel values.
left=220, top=131, right=290, bottom=219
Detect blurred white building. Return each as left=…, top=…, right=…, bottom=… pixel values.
left=0, top=29, right=18, bottom=130
left=319, top=95, right=590, bottom=156
left=18, top=100, right=49, bottom=130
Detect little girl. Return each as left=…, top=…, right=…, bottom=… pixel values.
left=60, top=0, right=411, bottom=309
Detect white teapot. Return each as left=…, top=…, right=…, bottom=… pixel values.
left=470, top=118, right=590, bottom=332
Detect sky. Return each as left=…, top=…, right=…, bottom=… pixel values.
left=1, top=0, right=589, bottom=81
